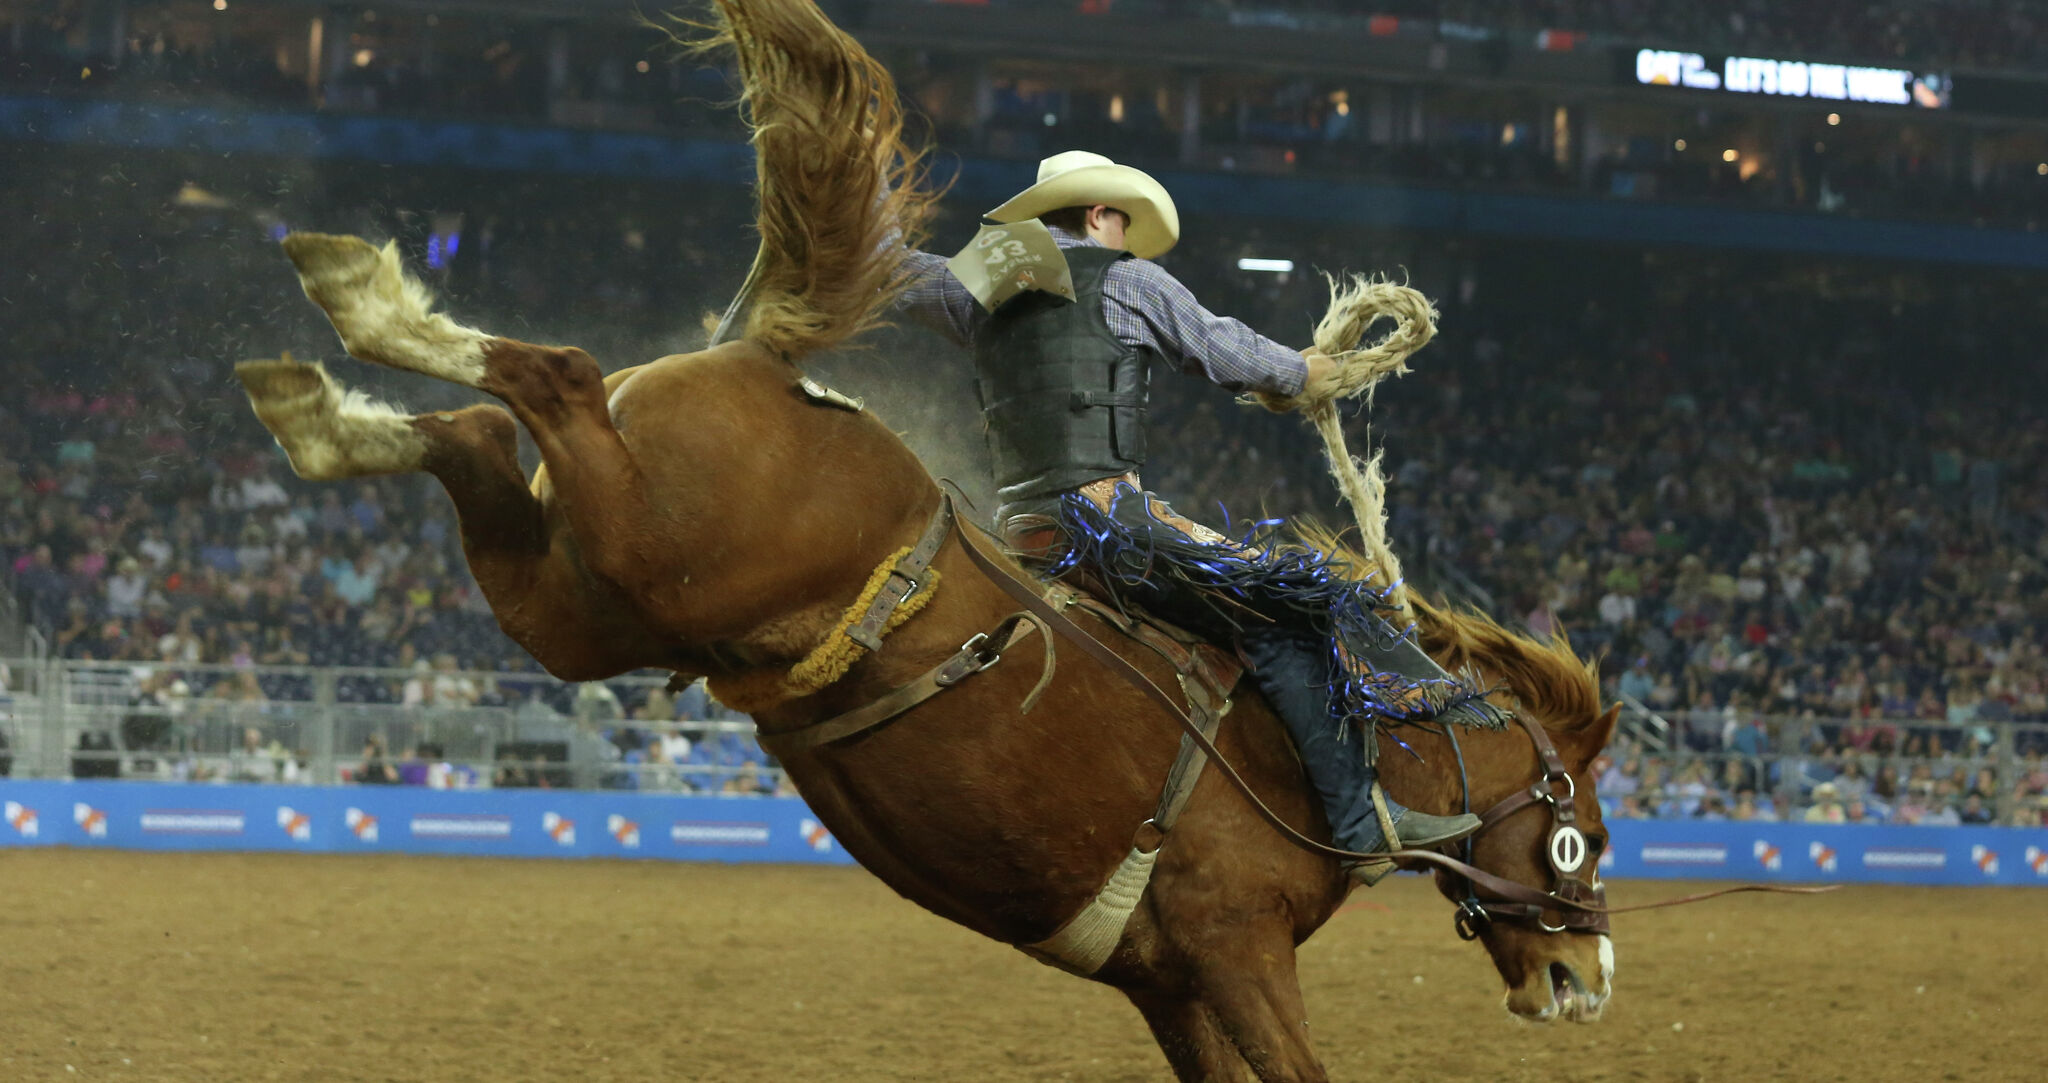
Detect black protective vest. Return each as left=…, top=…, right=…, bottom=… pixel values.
left=974, top=246, right=1153, bottom=506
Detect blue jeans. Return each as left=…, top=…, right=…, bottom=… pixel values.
left=1004, top=490, right=1387, bottom=853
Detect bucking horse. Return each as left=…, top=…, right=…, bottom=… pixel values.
left=239, top=1, right=1635, bottom=1078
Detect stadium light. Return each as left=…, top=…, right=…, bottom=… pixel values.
left=1237, top=258, right=1295, bottom=273
left=1674, top=138, right=1687, bottom=151
left=2038, top=163, right=2047, bottom=176
left=1827, top=112, right=1841, bottom=125
left=1722, top=148, right=1739, bottom=162
left=213, top=0, right=226, bottom=9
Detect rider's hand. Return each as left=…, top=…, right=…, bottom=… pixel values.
left=1251, top=349, right=1338, bottom=414
left=1301, top=349, right=1337, bottom=398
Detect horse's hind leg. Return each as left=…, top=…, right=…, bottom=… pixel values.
left=1127, top=990, right=1252, bottom=1083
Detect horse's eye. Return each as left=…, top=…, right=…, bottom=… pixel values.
left=1585, top=834, right=1606, bottom=856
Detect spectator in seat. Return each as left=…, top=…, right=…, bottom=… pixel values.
left=1618, top=656, right=1654, bottom=703
left=429, top=654, right=480, bottom=707
left=104, top=555, right=147, bottom=619
left=1803, top=781, right=1847, bottom=823
left=722, top=761, right=774, bottom=796
left=355, top=736, right=400, bottom=784
left=491, top=748, right=531, bottom=789
left=1731, top=789, right=1773, bottom=822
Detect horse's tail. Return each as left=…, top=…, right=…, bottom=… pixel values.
left=687, top=0, right=938, bottom=359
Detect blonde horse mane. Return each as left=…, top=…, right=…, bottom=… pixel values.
left=1291, top=522, right=1606, bottom=728
left=675, top=0, right=939, bottom=359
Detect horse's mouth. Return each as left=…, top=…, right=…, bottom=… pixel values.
left=1508, top=962, right=1609, bottom=1024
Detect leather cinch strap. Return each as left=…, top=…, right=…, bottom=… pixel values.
left=847, top=497, right=956, bottom=651
left=758, top=612, right=1052, bottom=757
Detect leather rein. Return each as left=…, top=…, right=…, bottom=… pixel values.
left=769, top=491, right=1834, bottom=936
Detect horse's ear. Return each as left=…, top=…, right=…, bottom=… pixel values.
left=1564, top=703, right=1622, bottom=767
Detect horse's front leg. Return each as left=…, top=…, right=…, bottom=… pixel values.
left=1189, top=933, right=1330, bottom=1083
left=1127, top=989, right=1254, bottom=1082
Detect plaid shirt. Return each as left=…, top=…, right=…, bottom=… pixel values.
left=898, top=226, right=1306, bottom=398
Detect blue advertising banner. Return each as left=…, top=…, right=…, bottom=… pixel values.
left=1602, top=818, right=2048, bottom=887
left=6, top=781, right=2046, bottom=885
left=0, top=780, right=855, bottom=866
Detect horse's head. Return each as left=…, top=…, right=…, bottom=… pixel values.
left=1403, top=599, right=1620, bottom=1024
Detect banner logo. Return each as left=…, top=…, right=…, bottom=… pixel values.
left=1752, top=840, right=1781, bottom=871
left=1809, top=841, right=1837, bottom=873
left=1970, top=845, right=1999, bottom=877
left=799, top=818, right=834, bottom=853
left=1640, top=843, right=1726, bottom=866
left=140, top=809, right=245, bottom=835
left=345, top=807, right=380, bottom=843
left=276, top=806, right=311, bottom=842
left=73, top=803, right=108, bottom=838
left=3, top=800, right=37, bottom=838
left=607, top=815, right=641, bottom=849
left=409, top=814, right=511, bottom=839
left=670, top=822, right=770, bottom=846
left=543, top=812, right=576, bottom=846
left=1860, top=847, right=1946, bottom=870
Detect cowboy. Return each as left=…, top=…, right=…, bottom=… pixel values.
left=898, top=151, right=1486, bottom=874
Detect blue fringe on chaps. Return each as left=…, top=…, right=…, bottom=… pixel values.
left=1004, top=482, right=1484, bottom=854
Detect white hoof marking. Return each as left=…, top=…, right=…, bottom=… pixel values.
left=282, top=233, right=490, bottom=387
left=238, top=359, right=426, bottom=480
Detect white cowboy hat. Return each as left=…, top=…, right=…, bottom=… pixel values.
left=986, top=151, right=1181, bottom=260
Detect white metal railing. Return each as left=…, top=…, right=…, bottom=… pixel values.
left=0, top=658, right=776, bottom=796
left=2, top=658, right=2041, bottom=824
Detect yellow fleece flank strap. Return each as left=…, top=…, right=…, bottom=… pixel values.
left=708, top=545, right=939, bottom=713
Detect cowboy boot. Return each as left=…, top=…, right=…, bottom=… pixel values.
left=1242, top=631, right=1481, bottom=868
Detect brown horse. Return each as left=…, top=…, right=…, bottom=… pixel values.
left=236, top=2, right=1618, bottom=1078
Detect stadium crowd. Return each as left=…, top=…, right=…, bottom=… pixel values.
left=3, top=136, right=2046, bottom=821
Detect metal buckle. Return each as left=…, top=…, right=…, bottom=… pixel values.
left=1453, top=900, right=1490, bottom=941
left=959, top=632, right=1004, bottom=673
left=935, top=633, right=1002, bottom=688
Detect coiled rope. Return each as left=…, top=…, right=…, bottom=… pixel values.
left=1254, top=274, right=1439, bottom=617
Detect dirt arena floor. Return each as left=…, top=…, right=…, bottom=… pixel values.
left=0, top=850, right=2035, bottom=1082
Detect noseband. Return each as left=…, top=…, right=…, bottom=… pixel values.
left=1437, top=713, right=1609, bottom=940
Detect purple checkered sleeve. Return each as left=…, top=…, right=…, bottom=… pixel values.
left=896, top=228, right=1306, bottom=398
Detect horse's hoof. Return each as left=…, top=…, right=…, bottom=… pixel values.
left=237, top=357, right=423, bottom=481
left=279, top=231, right=381, bottom=279
left=235, top=357, right=327, bottom=400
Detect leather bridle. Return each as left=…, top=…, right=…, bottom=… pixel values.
left=1434, top=713, right=1611, bottom=941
